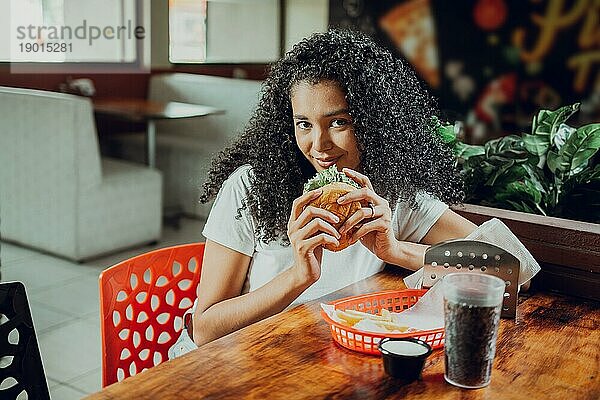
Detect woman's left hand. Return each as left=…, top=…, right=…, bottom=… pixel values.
left=337, top=168, right=399, bottom=263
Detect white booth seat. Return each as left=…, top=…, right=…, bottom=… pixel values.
left=112, top=73, right=263, bottom=219
left=0, top=87, right=162, bottom=261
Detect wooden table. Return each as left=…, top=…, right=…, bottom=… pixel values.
left=94, top=99, right=224, bottom=168
left=85, top=267, right=600, bottom=399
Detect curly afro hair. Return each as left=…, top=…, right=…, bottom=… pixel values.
left=200, top=29, right=464, bottom=245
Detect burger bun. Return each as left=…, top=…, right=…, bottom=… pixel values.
left=307, top=182, right=362, bottom=252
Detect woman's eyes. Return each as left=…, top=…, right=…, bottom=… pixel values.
left=295, top=119, right=350, bottom=130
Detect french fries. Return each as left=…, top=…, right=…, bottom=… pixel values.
left=335, top=308, right=411, bottom=333
left=335, top=310, right=365, bottom=325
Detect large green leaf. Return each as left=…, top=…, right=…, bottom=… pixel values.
left=536, top=103, right=579, bottom=142
left=522, top=133, right=548, bottom=156
left=495, top=180, right=542, bottom=204
left=521, top=179, right=543, bottom=204
left=485, top=160, right=516, bottom=186
left=546, top=124, right=600, bottom=180
left=495, top=165, right=528, bottom=186
left=522, top=163, right=547, bottom=194
left=454, top=142, right=485, bottom=161
left=523, top=103, right=580, bottom=156
left=484, top=135, right=524, bottom=158
left=479, top=136, right=534, bottom=186
left=493, top=179, right=544, bottom=215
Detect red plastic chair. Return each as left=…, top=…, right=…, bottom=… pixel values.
left=99, top=243, right=204, bottom=387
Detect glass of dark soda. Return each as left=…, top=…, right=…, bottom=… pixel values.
left=443, top=273, right=505, bottom=389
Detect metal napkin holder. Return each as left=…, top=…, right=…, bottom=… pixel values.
left=422, top=239, right=520, bottom=319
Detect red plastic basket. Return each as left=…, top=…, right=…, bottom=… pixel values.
left=320, top=289, right=445, bottom=355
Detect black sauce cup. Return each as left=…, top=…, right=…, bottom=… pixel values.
left=378, top=338, right=433, bottom=383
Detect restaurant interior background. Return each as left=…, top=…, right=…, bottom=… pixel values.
left=0, top=0, right=598, bottom=398
left=330, top=0, right=599, bottom=142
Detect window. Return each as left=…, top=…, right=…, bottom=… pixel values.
left=4, top=0, right=149, bottom=68
left=169, top=0, right=207, bottom=63
left=169, top=0, right=280, bottom=64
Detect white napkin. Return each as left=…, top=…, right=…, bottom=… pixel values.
left=404, top=218, right=541, bottom=289
left=386, top=281, right=444, bottom=329
left=466, top=218, right=541, bottom=285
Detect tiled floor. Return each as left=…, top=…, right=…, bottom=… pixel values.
left=0, top=217, right=206, bottom=399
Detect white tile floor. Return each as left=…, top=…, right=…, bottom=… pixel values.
left=0, top=217, right=206, bottom=399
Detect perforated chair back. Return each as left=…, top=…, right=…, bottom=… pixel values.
left=99, top=243, right=204, bottom=387
left=0, top=281, right=50, bottom=400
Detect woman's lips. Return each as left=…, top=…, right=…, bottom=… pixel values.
left=315, top=157, right=340, bottom=168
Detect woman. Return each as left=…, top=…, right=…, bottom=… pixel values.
left=172, top=30, right=477, bottom=355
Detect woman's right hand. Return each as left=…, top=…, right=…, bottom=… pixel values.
left=287, top=189, right=341, bottom=286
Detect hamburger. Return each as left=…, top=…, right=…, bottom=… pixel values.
left=303, top=165, right=363, bottom=252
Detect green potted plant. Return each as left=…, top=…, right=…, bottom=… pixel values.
left=435, top=104, right=600, bottom=224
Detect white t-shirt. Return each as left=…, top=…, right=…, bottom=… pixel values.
left=168, top=164, right=448, bottom=358
left=202, top=164, right=448, bottom=304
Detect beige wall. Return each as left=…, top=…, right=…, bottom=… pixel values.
left=284, top=0, right=328, bottom=52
